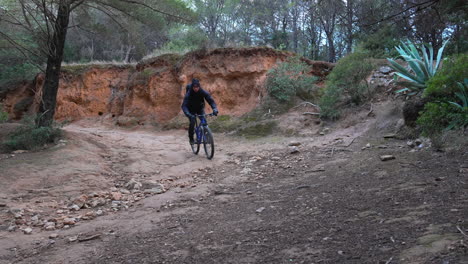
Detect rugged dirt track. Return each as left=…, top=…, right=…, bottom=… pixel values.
left=0, top=107, right=467, bottom=264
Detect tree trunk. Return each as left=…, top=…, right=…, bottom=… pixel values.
left=345, top=0, right=353, bottom=54
left=37, top=1, right=71, bottom=127
left=326, top=32, right=336, bottom=62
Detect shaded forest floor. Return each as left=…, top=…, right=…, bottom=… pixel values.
left=0, top=102, right=467, bottom=264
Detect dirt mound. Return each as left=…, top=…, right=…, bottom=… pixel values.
left=2, top=47, right=334, bottom=123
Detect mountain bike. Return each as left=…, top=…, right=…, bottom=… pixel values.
left=190, top=113, right=215, bottom=160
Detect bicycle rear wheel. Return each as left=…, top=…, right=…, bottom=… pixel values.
left=203, top=126, right=215, bottom=160
left=190, top=127, right=200, bottom=154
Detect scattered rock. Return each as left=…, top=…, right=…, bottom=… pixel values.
left=69, top=204, right=80, bottom=211
left=125, top=179, right=142, bottom=190
left=90, top=198, right=106, bottom=208
left=96, top=210, right=104, bottom=216
left=415, top=138, right=423, bottom=145
left=144, top=184, right=165, bottom=194
left=379, top=66, right=392, bottom=74
left=380, top=155, right=396, bottom=161
left=78, top=233, right=102, bottom=242
left=8, top=225, right=16, bottom=232
left=288, top=141, right=301, bottom=147
left=366, top=143, right=371, bottom=148
left=407, top=141, right=416, bottom=148
left=12, top=150, right=27, bottom=154
left=72, top=195, right=88, bottom=208
left=49, top=233, right=59, bottom=239
left=256, top=207, right=266, bottom=213
left=290, top=146, right=300, bottom=154
left=141, top=181, right=161, bottom=190
left=241, top=168, right=252, bottom=175
left=23, top=227, right=33, bottom=235
left=271, top=156, right=281, bottom=161
left=0, top=202, right=7, bottom=207
left=63, top=218, right=76, bottom=225
left=309, top=165, right=325, bottom=172
left=68, top=236, right=78, bottom=242
left=31, top=215, right=39, bottom=222
left=111, top=192, right=122, bottom=201
left=44, top=222, right=56, bottom=231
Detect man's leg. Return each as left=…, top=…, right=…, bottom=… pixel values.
left=188, top=116, right=195, bottom=143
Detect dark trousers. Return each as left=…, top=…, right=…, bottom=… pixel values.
left=188, top=110, right=205, bottom=141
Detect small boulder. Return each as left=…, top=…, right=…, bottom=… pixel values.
left=63, top=218, right=76, bottom=225
left=144, top=184, right=165, bottom=195
left=290, top=146, right=300, bottom=154
left=380, top=155, right=396, bottom=161
left=288, top=141, right=301, bottom=147
left=23, top=227, right=33, bottom=235
left=125, top=179, right=142, bottom=190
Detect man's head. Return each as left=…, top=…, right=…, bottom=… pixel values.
left=192, top=78, right=200, bottom=93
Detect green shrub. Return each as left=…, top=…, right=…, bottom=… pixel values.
left=425, top=54, right=468, bottom=100
left=319, top=84, right=341, bottom=120
left=417, top=102, right=468, bottom=137
left=319, top=51, right=375, bottom=120
left=209, top=115, right=240, bottom=133
left=266, top=57, right=318, bottom=102
left=234, top=120, right=277, bottom=139
left=2, top=116, right=62, bottom=151
left=0, top=104, right=8, bottom=123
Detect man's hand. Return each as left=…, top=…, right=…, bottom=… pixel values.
left=213, top=109, right=219, bottom=116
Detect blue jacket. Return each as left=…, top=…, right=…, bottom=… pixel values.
left=181, top=85, right=217, bottom=115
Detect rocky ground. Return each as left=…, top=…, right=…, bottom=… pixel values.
left=0, top=103, right=467, bottom=264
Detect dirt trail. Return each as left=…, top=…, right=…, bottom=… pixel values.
left=0, top=103, right=467, bottom=264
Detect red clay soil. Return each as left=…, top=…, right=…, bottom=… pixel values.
left=2, top=47, right=334, bottom=124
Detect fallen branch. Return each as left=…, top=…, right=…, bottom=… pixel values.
left=385, top=256, right=394, bottom=264
left=457, top=225, right=468, bottom=238
left=303, top=112, right=320, bottom=116
left=293, top=101, right=321, bottom=110
left=345, top=137, right=357, bottom=147
left=367, top=103, right=374, bottom=116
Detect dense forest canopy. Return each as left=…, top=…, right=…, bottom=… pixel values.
left=1, top=0, right=466, bottom=74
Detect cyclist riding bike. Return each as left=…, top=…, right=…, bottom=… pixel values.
left=181, top=78, right=218, bottom=144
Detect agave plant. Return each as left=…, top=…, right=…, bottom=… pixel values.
left=449, top=79, right=468, bottom=110
left=387, top=40, right=449, bottom=95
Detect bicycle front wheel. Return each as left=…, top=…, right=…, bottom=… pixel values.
left=203, top=126, right=215, bottom=160
left=190, top=127, right=200, bottom=155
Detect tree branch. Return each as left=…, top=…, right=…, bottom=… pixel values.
left=363, top=0, right=441, bottom=27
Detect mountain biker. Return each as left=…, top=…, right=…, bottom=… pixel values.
left=181, top=78, right=218, bottom=144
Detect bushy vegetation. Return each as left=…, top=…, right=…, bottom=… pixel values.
left=2, top=116, right=62, bottom=151
left=319, top=51, right=375, bottom=120
left=417, top=102, right=467, bottom=136
left=0, top=60, right=38, bottom=88
left=414, top=53, right=468, bottom=141
left=234, top=120, right=277, bottom=139
left=0, top=104, right=8, bottom=123
left=424, top=54, right=468, bottom=100
left=266, top=57, right=318, bottom=103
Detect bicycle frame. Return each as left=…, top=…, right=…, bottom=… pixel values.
left=194, top=113, right=212, bottom=143
left=190, top=112, right=215, bottom=159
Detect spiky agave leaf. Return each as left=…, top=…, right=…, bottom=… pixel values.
left=387, top=40, right=449, bottom=94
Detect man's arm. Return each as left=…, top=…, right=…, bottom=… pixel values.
left=181, top=93, right=192, bottom=117
left=203, top=90, right=217, bottom=112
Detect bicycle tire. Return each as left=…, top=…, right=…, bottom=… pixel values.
left=203, top=126, right=215, bottom=160
left=190, top=126, right=200, bottom=154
